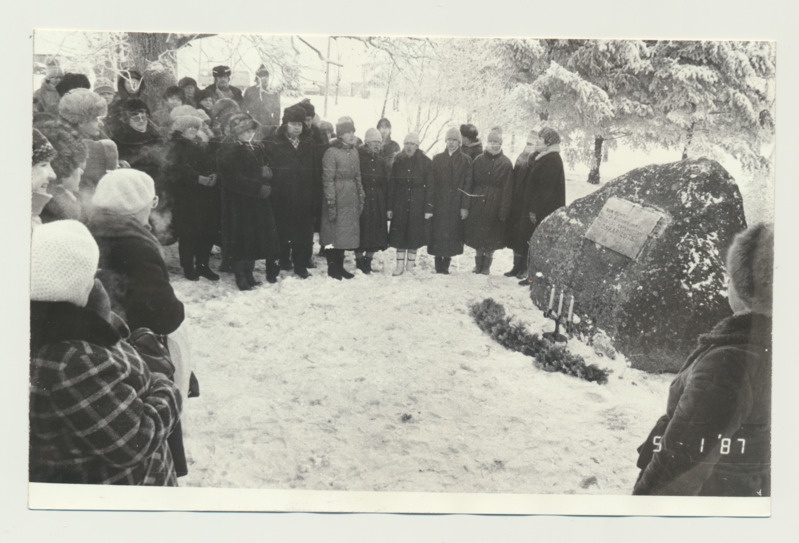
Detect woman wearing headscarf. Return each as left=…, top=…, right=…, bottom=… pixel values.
left=463, top=128, right=514, bottom=275
left=319, top=117, right=365, bottom=280
left=387, top=132, right=433, bottom=275
left=633, top=223, right=773, bottom=496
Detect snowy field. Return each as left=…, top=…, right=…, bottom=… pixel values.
left=168, top=167, right=679, bottom=496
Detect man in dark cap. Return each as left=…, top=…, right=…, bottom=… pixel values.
left=243, top=64, right=281, bottom=141
left=204, top=65, right=243, bottom=106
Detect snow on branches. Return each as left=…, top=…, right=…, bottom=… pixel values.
left=470, top=298, right=610, bottom=385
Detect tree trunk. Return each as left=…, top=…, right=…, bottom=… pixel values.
left=681, top=121, right=695, bottom=160
left=127, top=32, right=173, bottom=72
left=587, top=136, right=604, bottom=184
left=380, top=64, right=395, bottom=119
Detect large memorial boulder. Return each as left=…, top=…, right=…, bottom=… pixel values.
left=527, top=158, right=747, bottom=373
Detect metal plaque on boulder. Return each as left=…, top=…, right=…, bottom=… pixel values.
left=584, top=197, right=664, bottom=260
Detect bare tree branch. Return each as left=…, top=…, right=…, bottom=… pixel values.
left=296, top=36, right=343, bottom=67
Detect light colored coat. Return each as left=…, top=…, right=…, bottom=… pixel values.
left=320, top=141, right=365, bottom=249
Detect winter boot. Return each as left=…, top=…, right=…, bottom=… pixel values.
left=473, top=254, right=484, bottom=273
left=339, top=251, right=355, bottom=279
left=441, top=256, right=451, bottom=275
left=265, top=259, right=279, bottom=283
left=393, top=250, right=407, bottom=276
left=480, top=254, right=493, bottom=275
left=196, top=264, right=220, bottom=281
left=504, top=254, right=523, bottom=277
left=406, top=252, right=417, bottom=273
left=233, top=261, right=252, bottom=291
left=356, top=256, right=371, bottom=274
left=327, top=250, right=343, bottom=280
left=434, top=256, right=443, bottom=274
left=245, top=260, right=262, bottom=287
left=183, top=266, right=200, bottom=281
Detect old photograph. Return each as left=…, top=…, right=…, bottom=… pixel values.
left=27, top=27, right=775, bottom=518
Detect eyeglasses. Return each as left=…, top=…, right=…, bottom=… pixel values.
left=129, top=112, right=148, bottom=121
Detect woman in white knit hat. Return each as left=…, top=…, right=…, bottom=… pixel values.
left=30, top=220, right=182, bottom=485
left=634, top=223, right=773, bottom=496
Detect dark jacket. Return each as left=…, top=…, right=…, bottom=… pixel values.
left=216, top=139, right=279, bottom=261
left=388, top=149, right=433, bottom=250
left=464, top=151, right=514, bottom=251
left=40, top=186, right=84, bottom=224
left=203, top=83, right=244, bottom=106
left=528, top=150, right=566, bottom=222
left=111, top=122, right=166, bottom=183
left=462, top=139, right=483, bottom=161
left=357, top=146, right=390, bottom=251
left=166, top=133, right=218, bottom=239
left=29, top=301, right=180, bottom=485
left=243, top=86, right=281, bottom=138
left=380, top=138, right=400, bottom=169
left=265, top=126, right=316, bottom=245
left=320, top=140, right=364, bottom=249
left=428, top=149, right=472, bottom=257
left=88, top=211, right=185, bottom=335
left=504, top=151, right=535, bottom=251
left=633, top=312, right=771, bottom=496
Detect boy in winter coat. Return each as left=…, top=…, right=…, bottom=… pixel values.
left=30, top=220, right=181, bottom=485
left=387, top=132, right=433, bottom=275
left=355, top=128, right=390, bottom=274
left=463, top=128, right=513, bottom=275
left=167, top=115, right=220, bottom=281
left=216, top=113, right=280, bottom=290
left=34, top=120, right=89, bottom=224
left=633, top=223, right=773, bottom=496
left=428, top=127, right=472, bottom=274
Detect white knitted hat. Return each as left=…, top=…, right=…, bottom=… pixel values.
left=31, top=220, right=99, bottom=307
left=92, top=169, right=155, bottom=215
left=364, top=128, right=382, bottom=144
left=403, top=132, right=421, bottom=145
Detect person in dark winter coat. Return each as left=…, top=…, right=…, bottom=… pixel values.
left=31, top=129, right=57, bottom=229
left=33, top=60, right=64, bottom=117
left=503, top=131, right=539, bottom=279
left=166, top=115, right=220, bottom=281
left=320, top=118, right=364, bottom=280
left=463, top=128, right=513, bottom=275
left=177, top=76, right=199, bottom=107
left=460, top=123, right=483, bottom=161
left=150, top=86, right=186, bottom=137
left=377, top=117, right=400, bottom=169
left=34, top=120, right=89, bottom=224
left=516, top=127, right=566, bottom=286
left=243, top=65, right=281, bottom=141
left=355, top=128, right=390, bottom=274
left=264, top=105, right=317, bottom=279
left=30, top=220, right=181, bottom=486
left=216, top=113, right=280, bottom=290
left=105, top=70, right=146, bottom=137
left=428, top=127, right=473, bottom=274
left=633, top=223, right=773, bottom=497
left=57, top=88, right=119, bottom=204
left=387, top=132, right=433, bottom=275
left=203, top=65, right=243, bottom=105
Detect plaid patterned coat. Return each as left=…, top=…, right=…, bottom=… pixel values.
left=30, top=301, right=182, bottom=485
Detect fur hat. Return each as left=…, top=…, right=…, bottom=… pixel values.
left=255, top=64, right=270, bottom=77
left=32, top=128, right=57, bottom=165
left=58, top=88, right=108, bottom=126
left=377, top=117, right=392, bottom=130
left=93, top=77, right=115, bottom=95
left=335, top=117, right=355, bottom=137
left=319, top=121, right=334, bottom=137
left=30, top=220, right=99, bottom=308
left=445, top=127, right=462, bottom=143
left=403, top=132, right=421, bottom=145
left=212, top=65, right=231, bottom=78
left=172, top=115, right=203, bottom=134
left=282, top=104, right=306, bottom=125
left=297, top=99, right=315, bottom=118
left=92, top=169, right=155, bottom=215
left=55, top=73, right=91, bottom=97
left=364, top=128, right=382, bottom=144
left=487, top=127, right=503, bottom=143
left=211, top=98, right=240, bottom=120
left=32, top=121, right=88, bottom=179
left=178, top=76, right=197, bottom=89
left=227, top=113, right=260, bottom=138
left=122, top=98, right=150, bottom=116
left=539, top=127, right=561, bottom=146
left=169, top=105, right=204, bottom=121
left=45, top=59, right=64, bottom=79
left=726, top=223, right=774, bottom=315
left=460, top=123, right=478, bottom=140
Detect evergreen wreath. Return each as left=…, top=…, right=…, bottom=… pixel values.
left=470, top=298, right=610, bottom=385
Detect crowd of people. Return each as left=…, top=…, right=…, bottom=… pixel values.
left=29, top=58, right=771, bottom=496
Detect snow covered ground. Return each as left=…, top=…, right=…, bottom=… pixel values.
left=168, top=171, right=675, bottom=496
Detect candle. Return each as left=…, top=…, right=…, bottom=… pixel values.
left=568, top=295, right=574, bottom=322
left=557, top=291, right=564, bottom=315
left=548, top=286, right=555, bottom=310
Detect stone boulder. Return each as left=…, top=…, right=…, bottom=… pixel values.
left=527, top=158, right=747, bottom=373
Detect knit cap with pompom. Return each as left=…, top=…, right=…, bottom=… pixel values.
left=92, top=169, right=155, bottom=215
left=31, top=220, right=99, bottom=307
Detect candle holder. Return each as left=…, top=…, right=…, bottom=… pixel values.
left=542, top=285, right=573, bottom=343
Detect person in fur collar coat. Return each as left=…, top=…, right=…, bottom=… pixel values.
left=633, top=223, right=773, bottom=496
